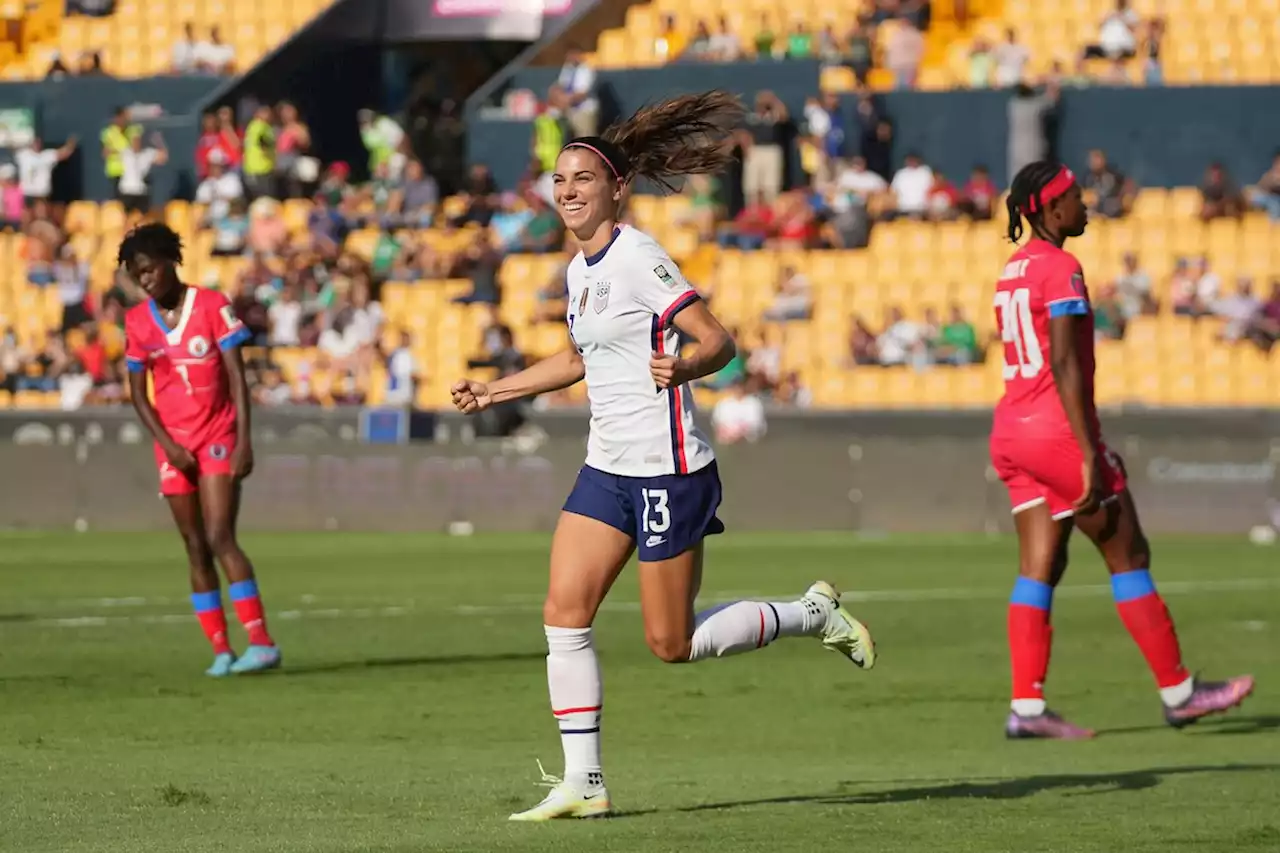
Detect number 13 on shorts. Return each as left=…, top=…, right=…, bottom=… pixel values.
left=641, top=488, right=670, bottom=534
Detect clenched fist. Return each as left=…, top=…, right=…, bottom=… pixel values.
left=451, top=379, right=492, bottom=414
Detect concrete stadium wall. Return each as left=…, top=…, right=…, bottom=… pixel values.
left=1, top=409, right=1275, bottom=535
left=469, top=60, right=1280, bottom=190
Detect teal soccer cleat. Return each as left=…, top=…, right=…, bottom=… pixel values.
left=229, top=645, right=282, bottom=674
left=206, top=652, right=236, bottom=677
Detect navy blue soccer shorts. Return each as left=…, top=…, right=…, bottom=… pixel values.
left=562, top=462, right=725, bottom=562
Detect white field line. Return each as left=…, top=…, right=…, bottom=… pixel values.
left=6, top=578, right=1277, bottom=630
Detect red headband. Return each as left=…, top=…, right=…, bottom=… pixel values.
left=1026, top=167, right=1076, bottom=213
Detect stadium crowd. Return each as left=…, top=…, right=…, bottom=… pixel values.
left=3, top=79, right=1279, bottom=416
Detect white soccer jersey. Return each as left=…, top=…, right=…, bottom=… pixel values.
left=565, top=225, right=716, bottom=477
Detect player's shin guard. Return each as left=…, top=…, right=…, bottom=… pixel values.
left=1008, top=577, right=1054, bottom=716
left=1111, top=570, right=1192, bottom=704
left=228, top=579, right=273, bottom=647
left=191, top=590, right=233, bottom=655
left=545, top=626, right=603, bottom=783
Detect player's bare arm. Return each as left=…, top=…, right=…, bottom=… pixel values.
left=222, top=343, right=254, bottom=480
left=127, top=367, right=196, bottom=478
left=1047, top=313, right=1102, bottom=514
left=452, top=336, right=584, bottom=414
left=650, top=300, right=735, bottom=389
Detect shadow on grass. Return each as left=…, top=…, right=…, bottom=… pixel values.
left=280, top=651, right=545, bottom=676
left=607, top=763, right=1280, bottom=817
left=1100, top=714, right=1280, bottom=737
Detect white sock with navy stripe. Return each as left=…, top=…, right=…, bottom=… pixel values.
left=545, top=625, right=603, bottom=786
left=688, top=599, right=824, bottom=661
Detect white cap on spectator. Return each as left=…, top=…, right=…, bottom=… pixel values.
left=208, top=149, right=227, bottom=166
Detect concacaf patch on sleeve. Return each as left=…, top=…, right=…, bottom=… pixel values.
left=653, top=264, right=676, bottom=287
left=220, top=304, right=240, bottom=329
left=1069, top=272, right=1086, bottom=296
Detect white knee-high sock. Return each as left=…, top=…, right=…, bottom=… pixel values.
left=688, top=597, right=829, bottom=661
left=545, top=625, right=603, bottom=783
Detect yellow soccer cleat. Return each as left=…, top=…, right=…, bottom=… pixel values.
left=508, top=761, right=612, bottom=821
left=805, top=581, right=877, bottom=669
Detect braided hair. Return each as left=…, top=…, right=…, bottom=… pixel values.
left=1005, top=161, right=1064, bottom=244
left=117, top=222, right=184, bottom=268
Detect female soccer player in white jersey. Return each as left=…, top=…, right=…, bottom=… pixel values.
left=451, top=90, right=877, bottom=821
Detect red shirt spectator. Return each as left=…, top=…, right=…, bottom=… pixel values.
left=733, top=198, right=776, bottom=241
left=963, top=166, right=999, bottom=219
left=927, top=176, right=961, bottom=219
left=195, top=113, right=241, bottom=179
left=77, top=330, right=108, bottom=383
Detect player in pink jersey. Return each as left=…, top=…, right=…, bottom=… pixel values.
left=121, top=223, right=281, bottom=677
left=991, top=162, right=1252, bottom=739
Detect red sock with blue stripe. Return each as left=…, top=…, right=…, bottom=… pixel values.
left=1008, top=577, right=1054, bottom=716
left=1111, top=570, right=1192, bottom=704
left=191, top=590, right=232, bottom=655
left=229, top=579, right=274, bottom=647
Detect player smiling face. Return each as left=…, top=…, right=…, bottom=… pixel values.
left=126, top=251, right=180, bottom=303
left=552, top=147, right=623, bottom=236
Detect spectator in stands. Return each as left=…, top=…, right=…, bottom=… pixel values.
left=719, top=193, right=774, bottom=250
left=453, top=230, right=502, bottom=305
left=15, top=136, right=76, bottom=207
left=0, top=165, right=23, bottom=231
left=1114, top=252, right=1156, bottom=319
left=1199, top=161, right=1242, bottom=221
left=1142, top=17, right=1165, bottom=85
left=933, top=304, right=981, bottom=365
left=247, top=197, right=289, bottom=256
left=1213, top=278, right=1261, bottom=343
left=1170, top=257, right=1201, bottom=317
left=195, top=26, right=236, bottom=75
left=763, top=265, right=812, bottom=321
left=850, top=317, right=880, bottom=366
left=307, top=193, right=347, bottom=256
left=773, top=191, right=819, bottom=249
left=993, top=28, right=1029, bottom=89
left=1252, top=281, right=1280, bottom=351
left=741, top=91, right=789, bottom=205
left=268, top=282, right=304, bottom=347
left=101, top=107, right=141, bottom=196
left=889, top=152, right=934, bottom=219
left=211, top=198, right=249, bottom=256
left=117, top=132, right=167, bottom=215
left=1245, top=152, right=1280, bottom=221
left=195, top=111, right=240, bottom=180
left=467, top=323, right=527, bottom=437
left=532, top=87, right=570, bottom=179
left=821, top=176, right=873, bottom=249
left=803, top=92, right=847, bottom=186
left=1092, top=284, right=1126, bottom=340
left=195, top=149, right=244, bottom=223
left=702, top=15, right=738, bottom=61
left=968, top=38, right=994, bottom=88
left=275, top=102, right=315, bottom=199
left=926, top=172, right=961, bottom=221
left=877, top=306, right=927, bottom=368
left=711, top=378, right=767, bottom=445
left=242, top=104, right=277, bottom=200
left=885, top=20, right=925, bottom=89
left=383, top=330, right=418, bottom=406
left=655, top=14, right=687, bottom=63
left=960, top=164, right=998, bottom=220
left=684, top=21, right=714, bottom=61
left=1083, top=0, right=1139, bottom=62
left=383, top=159, right=438, bottom=230
left=171, top=22, right=198, bottom=74
left=1082, top=148, right=1135, bottom=218
left=786, top=22, right=815, bottom=60
left=68, top=0, right=115, bottom=17
left=45, top=52, right=72, bottom=81
left=753, top=13, right=777, bottom=58
left=843, top=22, right=874, bottom=85
left=555, top=47, right=599, bottom=138
left=1006, top=81, right=1056, bottom=184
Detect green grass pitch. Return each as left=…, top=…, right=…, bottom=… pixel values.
left=1, top=531, right=1277, bottom=853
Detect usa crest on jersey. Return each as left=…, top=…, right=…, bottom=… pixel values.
left=593, top=282, right=610, bottom=313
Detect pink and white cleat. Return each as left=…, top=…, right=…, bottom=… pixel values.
left=1163, top=675, right=1255, bottom=729
left=1005, top=709, right=1096, bottom=740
